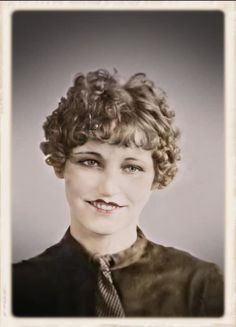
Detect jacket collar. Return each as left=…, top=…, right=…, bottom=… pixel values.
left=60, top=226, right=148, bottom=270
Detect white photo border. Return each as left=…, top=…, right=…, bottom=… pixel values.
left=0, top=1, right=235, bottom=327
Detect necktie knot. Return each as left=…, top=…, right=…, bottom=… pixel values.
left=98, top=256, right=112, bottom=272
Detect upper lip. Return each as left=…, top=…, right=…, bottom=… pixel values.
left=87, top=199, right=125, bottom=208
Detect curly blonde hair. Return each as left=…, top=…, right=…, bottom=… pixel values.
left=40, top=69, right=181, bottom=189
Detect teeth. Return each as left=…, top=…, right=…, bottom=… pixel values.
left=92, top=201, right=117, bottom=211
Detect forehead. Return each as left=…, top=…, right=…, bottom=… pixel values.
left=71, top=140, right=153, bottom=162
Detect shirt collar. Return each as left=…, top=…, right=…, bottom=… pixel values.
left=60, top=226, right=148, bottom=270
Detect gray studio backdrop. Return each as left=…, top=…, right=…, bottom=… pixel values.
left=12, top=11, right=224, bottom=270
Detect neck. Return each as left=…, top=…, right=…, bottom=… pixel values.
left=70, top=220, right=137, bottom=256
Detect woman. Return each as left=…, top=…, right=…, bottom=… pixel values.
left=12, top=69, right=224, bottom=317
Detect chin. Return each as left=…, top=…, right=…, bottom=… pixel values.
left=85, top=220, right=128, bottom=236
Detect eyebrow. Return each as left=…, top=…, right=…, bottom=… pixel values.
left=123, top=157, right=139, bottom=161
left=72, top=152, right=142, bottom=162
left=72, top=151, right=103, bottom=158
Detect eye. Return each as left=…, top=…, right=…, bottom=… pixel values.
left=123, top=165, right=144, bottom=174
left=78, top=159, right=100, bottom=167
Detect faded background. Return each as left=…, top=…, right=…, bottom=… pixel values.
left=12, top=11, right=224, bottom=270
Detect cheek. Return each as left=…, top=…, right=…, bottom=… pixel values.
left=130, top=187, right=152, bottom=204
left=64, top=169, right=99, bottom=201
left=124, top=175, right=153, bottom=205
left=65, top=179, right=78, bottom=206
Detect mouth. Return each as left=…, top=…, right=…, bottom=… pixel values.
left=86, top=199, right=126, bottom=214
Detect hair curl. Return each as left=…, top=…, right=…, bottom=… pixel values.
left=40, top=69, right=181, bottom=189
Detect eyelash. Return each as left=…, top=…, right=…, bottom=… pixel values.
left=77, top=160, right=144, bottom=174
left=78, top=159, right=99, bottom=167
left=123, top=165, right=144, bottom=173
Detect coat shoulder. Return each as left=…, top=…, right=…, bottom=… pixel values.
left=146, top=239, right=222, bottom=273
left=144, top=240, right=224, bottom=316
left=12, top=240, right=96, bottom=317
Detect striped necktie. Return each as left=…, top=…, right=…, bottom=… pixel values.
left=95, top=256, right=125, bottom=317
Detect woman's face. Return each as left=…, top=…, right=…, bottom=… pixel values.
left=64, top=140, right=155, bottom=236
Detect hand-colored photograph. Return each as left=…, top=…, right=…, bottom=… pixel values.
left=11, top=10, right=224, bottom=318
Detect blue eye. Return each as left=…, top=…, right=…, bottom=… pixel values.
left=123, top=165, right=143, bottom=174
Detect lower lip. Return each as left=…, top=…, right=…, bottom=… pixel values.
left=86, top=201, right=123, bottom=215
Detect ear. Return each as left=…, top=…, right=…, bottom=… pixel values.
left=53, top=167, right=64, bottom=179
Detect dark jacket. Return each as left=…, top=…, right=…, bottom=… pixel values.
left=12, top=228, right=224, bottom=317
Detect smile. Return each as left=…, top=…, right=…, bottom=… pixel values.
left=86, top=199, right=125, bottom=213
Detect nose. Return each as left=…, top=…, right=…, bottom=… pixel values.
left=97, top=168, right=121, bottom=197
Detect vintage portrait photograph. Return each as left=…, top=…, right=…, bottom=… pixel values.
left=1, top=1, right=235, bottom=327
left=11, top=8, right=224, bottom=318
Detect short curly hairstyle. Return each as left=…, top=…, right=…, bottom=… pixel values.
left=40, top=69, right=181, bottom=189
